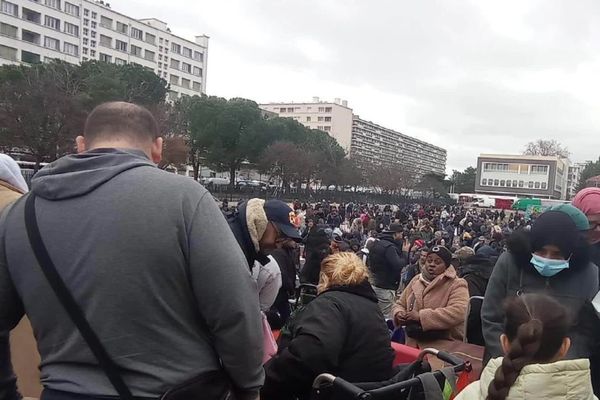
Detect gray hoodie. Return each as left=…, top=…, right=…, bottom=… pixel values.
left=0, top=148, right=264, bottom=398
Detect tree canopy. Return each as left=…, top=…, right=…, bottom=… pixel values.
left=523, top=139, right=570, bottom=158
left=450, top=166, right=476, bottom=193
left=577, top=158, right=600, bottom=191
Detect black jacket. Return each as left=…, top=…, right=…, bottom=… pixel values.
left=367, top=234, right=407, bottom=290
left=262, top=281, right=395, bottom=400
left=481, top=230, right=599, bottom=361
left=458, top=255, right=494, bottom=346
left=227, top=201, right=269, bottom=268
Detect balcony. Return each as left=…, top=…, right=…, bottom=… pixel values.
left=22, top=8, right=41, bottom=24
left=21, top=50, right=41, bottom=64
left=21, top=29, right=40, bottom=45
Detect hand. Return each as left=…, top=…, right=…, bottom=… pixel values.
left=394, top=310, right=407, bottom=326
left=402, top=239, right=412, bottom=253
left=406, top=309, right=420, bottom=322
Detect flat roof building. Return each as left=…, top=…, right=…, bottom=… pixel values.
left=0, top=0, right=208, bottom=100
left=475, top=154, right=570, bottom=200
left=259, top=98, right=447, bottom=177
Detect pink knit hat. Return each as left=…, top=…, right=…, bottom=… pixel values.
left=572, top=188, right=600, bottom=215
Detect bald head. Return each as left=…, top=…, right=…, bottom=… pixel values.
left=77, top=102, right=163, bottom=163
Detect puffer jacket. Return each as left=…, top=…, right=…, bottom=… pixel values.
left=481, top=231, right=599, bottom=362
left=393, top=266, right=469, bottom=349
left=456, top=357, right=597, bottom=400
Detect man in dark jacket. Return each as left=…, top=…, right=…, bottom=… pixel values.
left=367, top=223, right=409, bottom=318
left=227, top=198, right=302, bottom=268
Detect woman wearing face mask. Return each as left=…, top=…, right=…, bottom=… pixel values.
left=482, top=208, right=599, bottom=365
left=573, top=188, right=600, bottom=272
left=393, top=246, right=469, bottom=360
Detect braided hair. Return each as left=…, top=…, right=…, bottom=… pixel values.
left=487, top=294, right=570, bottom=400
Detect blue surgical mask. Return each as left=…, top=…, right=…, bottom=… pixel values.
left=530, top=253, right=570, bottom=277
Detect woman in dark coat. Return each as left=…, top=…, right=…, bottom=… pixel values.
left=481, top=209, right=598, bottom=364
left=262, top=252, right=395, bottom=400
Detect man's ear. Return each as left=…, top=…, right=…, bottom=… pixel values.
left=500, top=333, right=510, bottom=355
left=76, top=136, right=86, bottom=153
left=151, top=137, right=163, bottom=164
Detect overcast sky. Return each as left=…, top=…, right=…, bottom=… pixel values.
left=115, top=0, right=600, bottom=173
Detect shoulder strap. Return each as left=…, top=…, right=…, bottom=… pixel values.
left=24, top=193, right=134, bottom=400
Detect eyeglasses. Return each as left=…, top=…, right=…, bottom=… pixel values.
left=588, top=222, right=600, bottom=232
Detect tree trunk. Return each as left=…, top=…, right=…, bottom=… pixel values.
left=229, top=164, right=236, bottom=190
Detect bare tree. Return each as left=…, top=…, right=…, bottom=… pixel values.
left=523, top=139, right=570, bottom=158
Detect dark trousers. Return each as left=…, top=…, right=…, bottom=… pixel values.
left=42, top=389, right=155, bottom=400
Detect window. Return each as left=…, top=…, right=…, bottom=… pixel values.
left=64, top=22, right=78, bottom=37
left=513, top=180, right=518, bottom=187
left=182, top=47, right=192, bottom=58
left=99, top=53, right=111, bottom=62
left=193, top=51, right=203, bottom=62
left=171, top=43, right=180, bottom=53
left=324, top=116, right=332, bottom=122
left=144, top=49, right=154, bottom=61
left=287, top=107, right=294, bottom=112
left=318, top=116, right=324, bottom=122
left=531, top=165, right=548, bottom=175
left=145, top=32, right=155, bottom=45
left=159, top=37, right=163, bottom=44
left=21, top=50, right=40, bottom=63
left=44, top=15, right=61, bottom=30
left=482, top=179, right=487, bottom=186
left=44, top=36, right=59, bottom=50
left=90, top=30, right=96, bottom=38
left=83, top=18, right=89, bottom=26
left=130, top=44, right=141, bottom=57
left=325, top=107, right=332, bottom=112
left=193, top=66, right=202, bottom=76
left=318, top=107, right=325, bottom=112
left=534, top=182, right=541, bottom=189
left=22, top=8, right=41, bottom=23
left=131, top=27, right=142, bottom=40
left=170, top=59, right=179, bottom=69
left=99, top=34, right=111, bottom=47
left=83, top=28, right=88, bottom=35
left=82, top=47, right=88, bottom=55
left=0, top=22, right=17, bottom=38
left=0, top=44, right=17, bottom=60
left=506, top=180, right=511, bottom=188
left=279, top=107, right=286, bottom=113
left=115, top=57, right=126, bottom=65
left=1, top=0, right=17, bottom=16
left=64, top=2, right=79, bottom=16
left=494, top=179, right=499, bottom=186
left=528, top=181, right=534, bottom=189
left=181, top=78, right=190, bottom=88
left=181, top=62, right=191, bottom=73
left=500, top=180, right=505, bottom=187
left=83, top=8, right=88, bottom=16
left=100, top=16, right=112, bottom=29
left=91, top=11, right=96, bottom=18
left=63, top=42, right=78, bottom=56
left=115, top=39, right=127, bottom=52
left=169, top=74, right=179, bottom=85
left=324, top=126, right=331, bottom=132
left=90, top=40, right=95, bottom=47
left=91, top=21, right=96, bottom=29
left=518, top=181, right=524, bottom=188
left=90, top=49, right=95, bottom=57
left=44, top=0, right=60, bottom=9
left=192, top=81, right=202, bottom=92
left=306, top=116, right=311, bottom=122
left=541, top=182, right=547, bottom=190
left=116, top=21, right=127, bottom=34
left=158, top=54, right=162, bottom=61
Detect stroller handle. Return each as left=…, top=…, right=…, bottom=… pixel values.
left=419, top=348, right=464, bottom=366
left=313, top=374, right=369, bottom=399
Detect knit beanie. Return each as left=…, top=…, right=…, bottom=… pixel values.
left=531, top=211, right=579, bottom=258
left=428, top=245, right=453, bottom=267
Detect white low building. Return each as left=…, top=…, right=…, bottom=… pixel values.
left=0, top=0, right=208, bottom=99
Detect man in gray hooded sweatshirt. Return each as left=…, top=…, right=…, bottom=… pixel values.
left=0, top=102, right=263, bottom=400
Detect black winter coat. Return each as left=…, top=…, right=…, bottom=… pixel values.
left=481, top=231, right=599, bottom=362
left=367, top=235, right=407, bottom=290
left=458, top=255, right=494, bottom=346
left=262, top=281, right=395, bottom=400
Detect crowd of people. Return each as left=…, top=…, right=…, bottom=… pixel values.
left=1, top=102, right=600, bottom=400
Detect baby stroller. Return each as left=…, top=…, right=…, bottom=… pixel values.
left=311, top=348, right=470, bottom=400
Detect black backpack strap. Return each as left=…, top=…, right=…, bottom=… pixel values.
left=24, top=193, right=134, bottom=400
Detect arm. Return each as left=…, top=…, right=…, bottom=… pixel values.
left=419, top=279, right=468, bottom=331
left=481, top=252, right=510, bottom=359
left=0, top=207, right=25, bottom=400
left=262, top=298, right=346, bottom=400
left=384, top=246, right=407, bottom=279
left=392, top=284, right=410, bottom=326
left=187, top=193, right=264, bottom=397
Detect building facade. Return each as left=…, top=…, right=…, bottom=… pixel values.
left=351, top=116, right=446, bottom=176
left=259, top=97, right=354, bottom=152
left=567, top=162, right=589, bottom=199
left=259, top=98, right=447, bottom=177
left=0, top=0, right=208, bottom=99
left=475, top=154, right=570, bottom=200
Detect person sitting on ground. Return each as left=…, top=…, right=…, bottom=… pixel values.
left=393, top=246, right=469, bottom=355
left=262, top=252, right=395, bottom=400
left=457, top=294, right=597, bottom=400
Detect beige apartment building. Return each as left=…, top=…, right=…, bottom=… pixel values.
left=259, top=97, right=447, bottom=177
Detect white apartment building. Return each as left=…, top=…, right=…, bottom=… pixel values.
left=0, top=0, right=208, bottom=99
left=260, top=97, right=354, bottom=151
left=475, top=154, right=570, bottom=200
left=259, top=98, right=447, bottom=177
left=567, top=161, right=590, bottom=199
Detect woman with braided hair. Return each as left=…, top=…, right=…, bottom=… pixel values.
left=457, top=293, right=596, bottom=399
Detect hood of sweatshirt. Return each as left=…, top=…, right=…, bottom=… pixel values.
left=31, top=148, right=155, bottom=200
